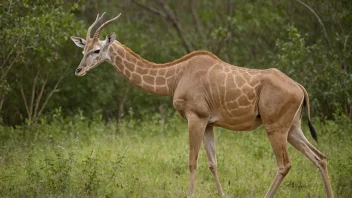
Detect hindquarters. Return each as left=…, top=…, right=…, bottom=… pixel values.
left=258, top=70, right=304, bottom=131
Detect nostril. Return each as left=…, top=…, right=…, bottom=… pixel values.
left=76, top=68, right=82, bottom=73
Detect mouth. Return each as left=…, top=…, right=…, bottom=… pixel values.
left=76, top=72, right=87, bottom=76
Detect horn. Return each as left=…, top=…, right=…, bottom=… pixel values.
left=86, top=12, right=106, bottom=40
left=94, top=13, right=121, bottom=38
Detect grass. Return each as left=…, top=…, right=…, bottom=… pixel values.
left=0, top=112, right=351, bottom=197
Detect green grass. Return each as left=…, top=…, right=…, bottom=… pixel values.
left=0, top=113, right=351, bottom=197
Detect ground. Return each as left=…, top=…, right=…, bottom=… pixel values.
left=0, top=113, right=351, bottom=197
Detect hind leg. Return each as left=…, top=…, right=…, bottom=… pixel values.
left=288, top=120, right=334, bottom=198
left=264, top=125, right=292, bottom=198
left=259, top=89, right=303, bottom=197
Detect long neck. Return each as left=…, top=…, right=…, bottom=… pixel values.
left=107, top=42, right=183, bottom=97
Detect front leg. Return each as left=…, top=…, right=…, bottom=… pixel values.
left=187, top=112, right=209, bottom=198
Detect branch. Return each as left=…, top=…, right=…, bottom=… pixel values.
left=117, top=85, right=130, bottom=122
left=191, top=0, right=203, bottom=36
left=1, top=53, right=19, bottom=81
left=6, top=0, right=13, bottom=14
left=0, top=49, right=15, bottom=69
left=33, top=76, right=48, bottom=120
left=0, top=95, right=4, bottom=114
left=160, top=1, right=194, bottom=52
left=1, top=32, right=23, bottom=72
left=213, top=32, right=231, bottom=56
left=32, top=50, right=73, bottom=121
left=295, top=0, right=331, bottom=47
left=37, top=76, right=63, bottom=118
left=132, top=0, right=166, bottom=17
left=342, top=30, right=352, bottom=74
left=343, top=31, right=351, bottom=51
left=20, top=86, right=30, bottom=120
left=132, top=0, right=194, bottom=53
left=29, top=71, right=40, bottom=122
left=213, top=0, right=235, bottom=55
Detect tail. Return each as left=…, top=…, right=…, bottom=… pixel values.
left=298, top=84, right=318, bottom=143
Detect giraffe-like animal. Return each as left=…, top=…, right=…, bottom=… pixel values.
left=70, top=13, right=334, bottom=198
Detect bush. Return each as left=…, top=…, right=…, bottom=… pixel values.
left=274, top=26, right=352, bottom=119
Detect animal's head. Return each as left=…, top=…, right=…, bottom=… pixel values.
left=70, top=13, right=121, bottom=76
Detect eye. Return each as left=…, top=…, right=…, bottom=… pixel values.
left=94, top=49, right=100, bottom=54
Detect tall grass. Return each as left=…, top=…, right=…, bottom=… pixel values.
left=0, top=111, right=351, bottom=197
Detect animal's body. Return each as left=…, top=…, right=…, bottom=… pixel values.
left=70, top=13, right=334, bottom=198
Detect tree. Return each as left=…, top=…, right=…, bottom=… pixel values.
left=0, top=0, right=83, bottom=124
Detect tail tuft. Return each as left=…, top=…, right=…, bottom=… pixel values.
left=308, top=120, right=318, bottom=143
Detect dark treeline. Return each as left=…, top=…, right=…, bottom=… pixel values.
left=1, top=0, right=351, bottom=125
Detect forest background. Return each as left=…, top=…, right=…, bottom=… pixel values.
left=0, top=0, right=351, bottom=197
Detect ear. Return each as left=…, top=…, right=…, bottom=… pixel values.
left=70, top=36, right=86, bottom=48
left=104, top=33, right=116, bottom=46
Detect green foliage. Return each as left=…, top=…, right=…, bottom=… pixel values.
left=0, top=0, right=84, bottom=124
left=274, top=26, right=352, bottom=118
left=0, top=114, right=351, bottom=197
left=1, top=0, right=351, bottom=124
left=318, top=112, right=352, bottom=196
